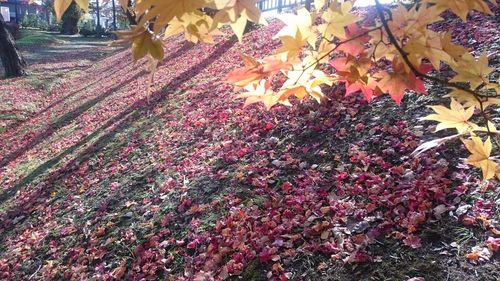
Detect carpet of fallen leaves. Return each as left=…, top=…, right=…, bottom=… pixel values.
left=0, top=9, right=499, bottom=281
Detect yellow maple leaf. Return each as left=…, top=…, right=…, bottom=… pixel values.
left=136, top=0, right=209, bottom=33
left=276, top=30, right=307, bottom=60
left=318, top=0, right=360, bottom=39
left=388, top=4, right=441, bottom=39
left=422, top=98, right=478, bottom=133
left=212, top=0, right=267, bottom=42
left=445, top=89, right=500, bottom=110
left=314, top=0, right=327, bottom=10
left=404, top=31, right=450, bottom=70
left=164, top=11, right=221, bottom=44
left=276, top=60, right=333, bottom=105
left=451, top=54, right=493, bottom=89
left=424, top=0, right=496, bottom=21
left=114, top=25, right=163, bottom=61
left=462, top=136, right=498, bottom=180
left=237, top=79, right=278, bottom=110
left=132, top=31, right=164, bottom=61
left=54, top=0, right=72, bottom=22
left=440, top=32, right=468, bottom=63
left=74, top=0, right=89, bottom=13
left=275, top=8, right=316, bottom=48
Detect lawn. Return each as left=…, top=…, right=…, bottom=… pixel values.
left=0, top=7, right=499, bottom=281
left=16, top=30, right=64, bottom=47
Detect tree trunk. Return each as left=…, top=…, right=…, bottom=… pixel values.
left=61, top=17, right=79, bottom=35
left=124, top=0, right=137, bottom=25
left=60, top=2, right=81, bottom=35
left=0, top=14, right=26, bottom=78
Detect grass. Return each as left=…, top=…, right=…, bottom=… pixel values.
left=16, top=30, right=64, bottom=47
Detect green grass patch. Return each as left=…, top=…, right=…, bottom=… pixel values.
left=16, top=30, right=64, bottom=46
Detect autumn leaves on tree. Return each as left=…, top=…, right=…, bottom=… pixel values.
left=52, top=0, right=499, bottom=180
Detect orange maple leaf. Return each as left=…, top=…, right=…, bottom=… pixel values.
left=376, top=62, right=431, bottom=105
left=225, top=53, right=292, bottom=89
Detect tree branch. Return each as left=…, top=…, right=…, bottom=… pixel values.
left=373, top=0, right=498, bottom=143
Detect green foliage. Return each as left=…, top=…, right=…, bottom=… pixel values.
left=78, top=15, right=95, bottom=37
left=20, top=14, right=49, bottom=30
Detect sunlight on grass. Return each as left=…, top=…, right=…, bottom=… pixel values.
left=16, top=30, right=64, bottom=46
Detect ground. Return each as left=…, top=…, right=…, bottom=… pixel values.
left=0, top=10, right=499, bottom=281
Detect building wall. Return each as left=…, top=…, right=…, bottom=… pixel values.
left=0, top=0, right=44, bottom=23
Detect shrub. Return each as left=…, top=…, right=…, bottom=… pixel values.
left=20, top=14, right=48, bottom=30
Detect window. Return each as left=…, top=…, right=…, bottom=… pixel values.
left=1, top=6, right=10, bottom=22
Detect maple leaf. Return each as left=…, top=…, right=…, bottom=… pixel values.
left=462, top=136, right=498, bottom=180
left=236, top=80, right=278, bottom=110
left=136, top=0, right=209, bottom=33
left=330, top=56, right=379, bottom=102
left=440, top=32, right=468, bottom=62
left=451, top=54, right=494, bottom=89
left=53, top=0, right=89, bottom=21
left=115, top=26, right=165, bottom=61
left=424, top=0, right=496, bottom=21
left=314, top=0, right=327, bottom=10
left=212, top=0, right=267, bottom=41
left=275, top=59, right=334, bottom=105
left=387, top=4, right=441, bottom=39
left=275, top=8, right=316, bottom=47
left=53, top=0, right=72, bottom=22
left=164, top=11, right=222, bottom=44
left=337, top=24, right=371, bottom=57
left=131, top=31, right=164, bottom=62
left=404, top=30, right=451, bottom=70
left=319, top=0, right=360, bottom=39
left=375, top=61, right=428, bottom=105
left=445, top=89, right=500, bottom=110
left=276, top=30, right=307, bottom=60
left=225, top=54, right=292, bottom=89
left=422, top=98, right=478, bottom=133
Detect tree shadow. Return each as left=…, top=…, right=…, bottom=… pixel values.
left=0, top=70, right=146, bottom=170
left=0, top=37, right=237, bottom=231
left=3, top=40, right=195, bottom=133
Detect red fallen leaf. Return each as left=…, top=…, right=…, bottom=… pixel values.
left=187, top=241, right=198, bottom=249
left=403, top=235, right=422, bottom=249
left=95, top=227, right=106, bottom=238
left=320, top=206, right=331, bottom=215
left=281, top=182, right=293, bottom=193
left=485, top=237, right=500, bottom=253
left=462, top=216, right=476, bottom=226
left=352, top=234, right=366, bottom=245
left=346, top=251, right=373, bottom=263
left=465, top=251, right=481, bottom=262
left=355, top=123, right=365, bottom=131
left=259, top=250, right=272, bottom=263
left=111, top=261, right=127, bottom=279
left=265, top=123, right=274, bottom=130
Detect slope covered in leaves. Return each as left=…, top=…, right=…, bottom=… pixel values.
left=0, top=11, right=499, bottom=281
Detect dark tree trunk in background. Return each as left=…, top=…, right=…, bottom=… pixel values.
left=61, top=2, right=82, bottom=35
left=0, top=14, right=26, bottom=77
left=61, top=17, right=79, bottom=34
left=124, top=0, right=137, bottom=25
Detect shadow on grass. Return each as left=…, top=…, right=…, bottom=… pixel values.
left=4, top=41, right=195, bottom=133
left=0, top=70, right=146, bottom=171
left=0, top=37, right=237, bottom=240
